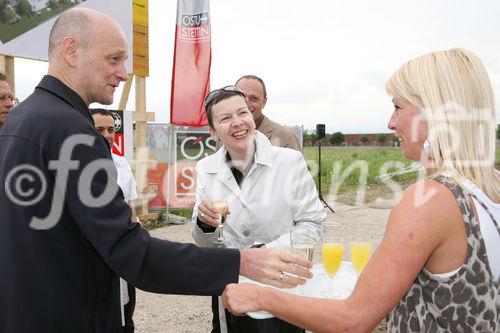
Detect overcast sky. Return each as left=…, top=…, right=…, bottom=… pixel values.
left=11, top=0, right=500, bottom=133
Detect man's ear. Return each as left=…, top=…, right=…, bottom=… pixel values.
left=60, top=36, right=79, bottom=68
left=262, top=96, right=267, bottom=109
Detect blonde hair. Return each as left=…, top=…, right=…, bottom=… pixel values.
left=386, top=48, right=499, bottom=200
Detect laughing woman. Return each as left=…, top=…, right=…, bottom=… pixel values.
left=222, top=49, right=500, bottom=332
left=191, top=86, right=325, bottom=333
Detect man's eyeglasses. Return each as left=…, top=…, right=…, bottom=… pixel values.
left=204, top=86, right=245, bottom=108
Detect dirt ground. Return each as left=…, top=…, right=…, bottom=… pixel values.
left=134, top=202, right=391, bottom=333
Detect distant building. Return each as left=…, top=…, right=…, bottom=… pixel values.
left=344, top=133, right=396, bottom=146
left=302, top=133, right=397, bottom=147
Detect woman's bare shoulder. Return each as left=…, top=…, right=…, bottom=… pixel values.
left=386, top=178, right=462, bottom=243
left=396, top=178, right=458, bottom=215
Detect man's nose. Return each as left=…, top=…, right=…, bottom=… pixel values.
left=116, top=64, right=128, bottom=82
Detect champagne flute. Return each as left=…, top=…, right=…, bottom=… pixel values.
left=290, top=224, right=321, bottom=294
left=350, top=242, right=371, bottom=277
left=321, top=222, right=343, bottom=298
left=212, top=200, right=229, bottom=247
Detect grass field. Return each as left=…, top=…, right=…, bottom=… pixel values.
left=304, top=146, right=500, bottom=207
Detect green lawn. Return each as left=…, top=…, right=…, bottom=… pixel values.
left=304, top=146, right=500, bottom=206
left=304, top=146, right=417, bottom=192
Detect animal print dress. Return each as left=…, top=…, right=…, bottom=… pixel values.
left=386, top=176, right=499, bottom=332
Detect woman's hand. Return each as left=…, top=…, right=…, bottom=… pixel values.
left=222, top=283, right=268, bottom=316
left=197, top=199, right=229, bottom=228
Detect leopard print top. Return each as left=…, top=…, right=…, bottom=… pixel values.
left=386, top=175, right=500, bottom=332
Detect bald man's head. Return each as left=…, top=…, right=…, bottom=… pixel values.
left=48, top=8, right=93, bottom=61
left=47, top=8, right=128, bottom=105
left=48, top=8, right=126, bottom=60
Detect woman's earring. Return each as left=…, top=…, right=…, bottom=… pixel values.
left=423, top=139, right=431, bottom=158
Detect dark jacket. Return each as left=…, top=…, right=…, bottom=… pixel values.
left=0, top=76, right=239, bottom=333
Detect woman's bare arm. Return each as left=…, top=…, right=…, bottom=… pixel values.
left=223, top=180, right=465, bottom=332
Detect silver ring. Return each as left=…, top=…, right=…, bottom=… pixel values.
left=200, top=212, right=205, bottom=218
left=279, top=272, right=284, bottom=280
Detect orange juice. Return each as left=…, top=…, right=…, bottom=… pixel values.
left=351, top=242, right=371, bottom=273
left=322, top=243, right=343, bottom=277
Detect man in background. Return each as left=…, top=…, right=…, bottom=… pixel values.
left=236, top=75, right=301, bottom=150
left=92, top=108, right=138, bottom=333
left=0, top=72, right=15, bottom=127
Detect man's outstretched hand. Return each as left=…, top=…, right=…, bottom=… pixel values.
left=239, top=248, right=313, bottom=288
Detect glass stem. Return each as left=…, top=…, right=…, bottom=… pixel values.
left=219, top=224, right=224, bottom=239
left=329, top=276, right=334, bottom=297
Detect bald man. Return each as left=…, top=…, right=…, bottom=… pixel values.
left=0, top=72, right=15, bottom=127
left=0, top=8, right=312, bottom=333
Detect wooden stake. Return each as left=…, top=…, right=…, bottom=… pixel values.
left=134, top=76, right=149, bottom=216
left=118, top=74, right=134, bottom=111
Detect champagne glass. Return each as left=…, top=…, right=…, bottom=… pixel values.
left=290, top=224, right=321, bottom=294
left=321, top=222, right=343, bottom=298
left=350, top=242, right=371, bottom=277
left=212, top=200, right=229, bottom=247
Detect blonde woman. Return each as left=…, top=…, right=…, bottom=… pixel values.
left=222, top=48, right=500, bottom=332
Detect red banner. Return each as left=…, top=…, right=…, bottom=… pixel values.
left=170, top=0, right=211, bottom=127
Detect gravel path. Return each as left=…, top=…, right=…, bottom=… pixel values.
left=134, top=203, right=390, bottom=332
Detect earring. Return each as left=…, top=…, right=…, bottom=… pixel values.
left=423, top=140, right=431, bottom=158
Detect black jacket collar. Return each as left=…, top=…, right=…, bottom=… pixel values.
left=36, top=75, right=94, bottom=125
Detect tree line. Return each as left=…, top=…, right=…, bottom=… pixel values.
left=303, top=130, right=398, bottom=146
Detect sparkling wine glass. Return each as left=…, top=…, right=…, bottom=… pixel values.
left=321, top=222, right=343, bottom=298
left=212, top=200, right=228, bottom=247
left=290, top=224, right=321, bottom=294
